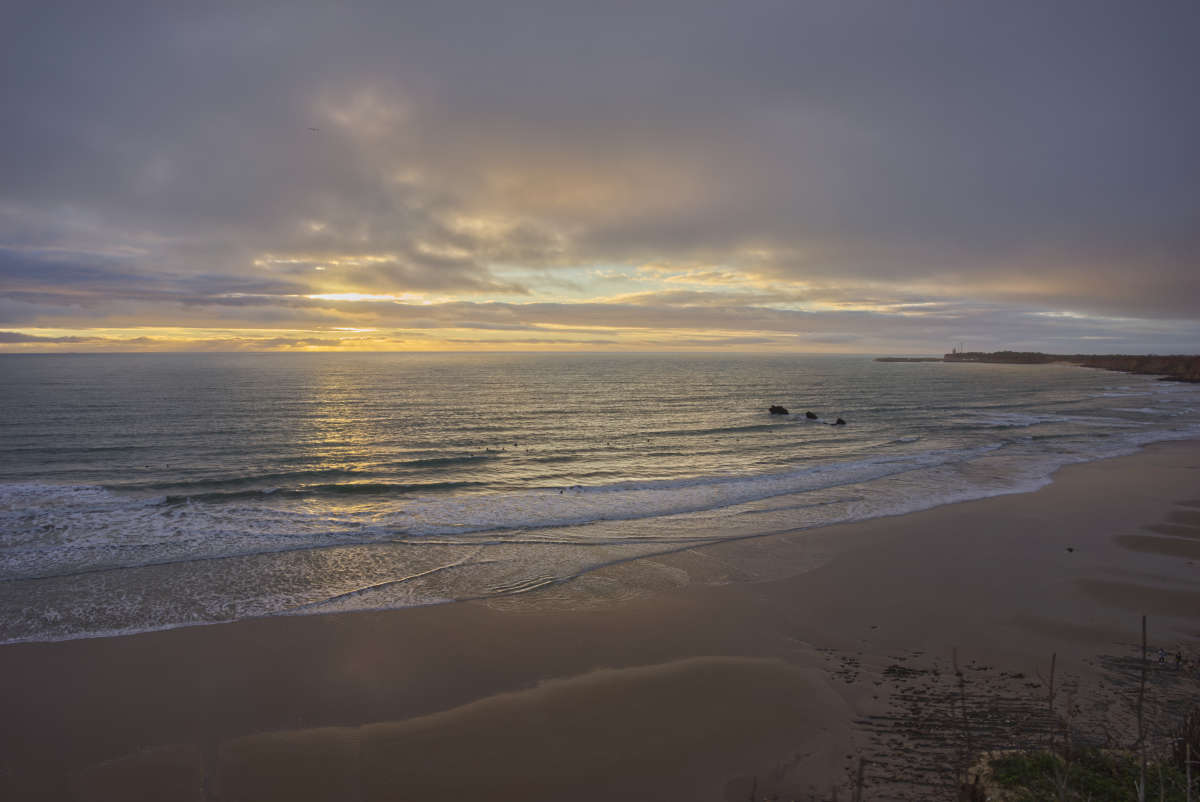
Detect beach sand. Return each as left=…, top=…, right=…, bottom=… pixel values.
left=1, top=441, right=1198, bottom=800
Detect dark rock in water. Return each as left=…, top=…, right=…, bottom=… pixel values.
left=769, top=405, right=789, bottom=415
left=805, top=411, right=818, bottom=419
left=833, top=418, right=846, bottom=425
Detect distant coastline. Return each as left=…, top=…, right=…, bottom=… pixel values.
left=876, top=351, right=1200, bottom=382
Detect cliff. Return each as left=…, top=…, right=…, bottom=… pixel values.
left=941, top=352, right=1200, bottom=382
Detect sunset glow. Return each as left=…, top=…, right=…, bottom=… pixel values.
left=3, top=2, right=1197, bottom=353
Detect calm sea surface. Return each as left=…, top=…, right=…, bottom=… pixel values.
left=2, top=352, right=1198, bottom=642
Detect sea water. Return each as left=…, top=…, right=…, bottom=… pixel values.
left=2, top=352, right=1198, bottom=642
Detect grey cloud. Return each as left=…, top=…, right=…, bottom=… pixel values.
left=442, top=338, right=620, bottom=346
left=4, top=289, right=1198, bottom=352
left=315, top=297, right=1200, bottom=353
left=665, top=336, right=789, bottom=347
left=0, top=331, right=96, bottom=343
left=2, top=0, right=1199, bottom=335
left=0, top=248, right=308, bottom=304
left=204, top=337, right=345, bottom=350
left=0, top=330, right=344, bottom=350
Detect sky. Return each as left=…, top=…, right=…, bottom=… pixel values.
left=2, top=1, right=1198, bottom=354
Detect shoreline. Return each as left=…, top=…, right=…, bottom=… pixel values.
left=2, top=440, right=1199, bottom=800
left=944, top=351, right=1199, bottom=382
left=7, top=425, right=1197, bottom=647
left=876, top=351, right=1200, bottom=382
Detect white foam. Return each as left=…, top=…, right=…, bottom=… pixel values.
left=970, top=412, right=1065, bottom=427
left=8, top=412, right=1200, bottom=588
left=0, top=446, right=993, bottom=580
left=373, top=443, right=1009, bottom=537
left=5, top=423, right=1200, bottom=645
left=0, top=482, right=396, bottom=581
left=5, top=362, right=1200, bottom=645
left=1113, top=407, right=1184, bottom=416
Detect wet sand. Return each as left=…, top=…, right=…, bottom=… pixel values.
left=2, top=440, right=1198, bottom=801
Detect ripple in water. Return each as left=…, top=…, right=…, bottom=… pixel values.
left=2, top=353, right=1198, bottom=642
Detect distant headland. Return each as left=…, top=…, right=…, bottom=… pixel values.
left=876, top=351, right=1200, bottom=382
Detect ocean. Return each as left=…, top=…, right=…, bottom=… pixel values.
left=2, top=352, right=1198, bottom=643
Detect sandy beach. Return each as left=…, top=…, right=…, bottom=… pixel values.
left=2, top=440, right=1198, bottom=801
left=8, top=2, right=1199, bottom=797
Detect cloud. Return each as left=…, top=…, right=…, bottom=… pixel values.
left=2, top=0, right=1198, bottom=350
left=441, top=337, right=620, bottom=346
left=0, top=331, right=96, bottom=343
